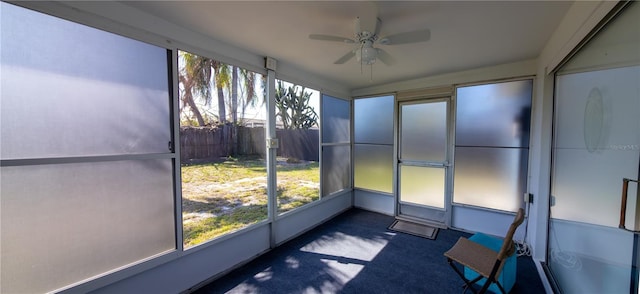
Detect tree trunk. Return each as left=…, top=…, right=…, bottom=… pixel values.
left=231, top=66, right=238, bottom=125
left=213, top=65, right=227, bottom=124
left=231, top=66, right=239, bottom=155
left=179, top=75, right=206, bottom=126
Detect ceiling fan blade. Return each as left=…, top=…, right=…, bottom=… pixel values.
left=373, top=17, right=382, bottom=36
left=334, top=50, right=356, bottom=64
left=379, top=29, right=431, bottom=45
left=376, top=48, right=395, bottom=66
left=309, top=34, right=355, bottom=44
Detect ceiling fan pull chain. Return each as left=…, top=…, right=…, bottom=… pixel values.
left=360, top=46, right=364, bottom=75
left=371, top=64, right=375, bottom=81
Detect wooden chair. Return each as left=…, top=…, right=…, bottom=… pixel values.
left=444, top=208, right=525, bottom=294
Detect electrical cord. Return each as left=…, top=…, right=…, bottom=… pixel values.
left=516, top=199, right=532, bottom=257
left=516, top=240, right=531, bottom=257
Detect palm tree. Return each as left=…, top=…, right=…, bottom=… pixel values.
left=239, top=68, right=261, bottom=121
left=180, top=51, right=241, bottom=126
left=230, top=66, right=238, bottom=125
left=179, top=51, right=211, bottom=126
left=212, top=61, right=229, bottom=124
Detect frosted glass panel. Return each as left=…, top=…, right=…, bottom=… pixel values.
left=552, top=149, right=638, bottom=227
left=1, top=160, right=176, bottom=294
left=322, top=95, right=350, bottom=143
left=354, top=95, right=394, bottom=144
left=354, top=144, right=393, bottom=193
left=322, top=145, right=351, bottom=196
left=400, top=102, right=447, bottom=162
left=453, top=147, right=527, bottom=212
left=400, top=166, right=445, bottom=208
left=552, top=67, right=639, bottom=227
left=1, top=2, right=170, bottom=159
left=555, top=67, right=640, bottom=150
left=456, top=80, right=532, bottom=148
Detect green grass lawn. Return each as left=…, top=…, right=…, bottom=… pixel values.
left=181, top=156, right=319, bottom=247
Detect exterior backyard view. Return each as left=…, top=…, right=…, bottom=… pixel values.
left=179, top=51, right=320, bottom=247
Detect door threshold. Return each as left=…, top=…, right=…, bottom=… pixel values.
left=395, top=215, right=447, bottom=229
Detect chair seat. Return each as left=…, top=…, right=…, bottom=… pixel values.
left=444, top=237, right=500, bottom=278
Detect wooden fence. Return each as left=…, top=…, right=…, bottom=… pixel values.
left=180, top=125, right=319, bottom=162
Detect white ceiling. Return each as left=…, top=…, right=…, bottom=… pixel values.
left=124, top=1, right=573, bottom=90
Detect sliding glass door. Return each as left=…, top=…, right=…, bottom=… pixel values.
left=548, top=2, right=640, bottom=293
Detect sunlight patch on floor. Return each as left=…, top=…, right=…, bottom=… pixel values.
left=252, top=267, right=273, bottom=282
left=300, top=232, right=389, bottom=262
left=321, top=258, right=365, bottom=283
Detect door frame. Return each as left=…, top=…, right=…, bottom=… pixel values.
left=395, top=96, right=454, bottom=228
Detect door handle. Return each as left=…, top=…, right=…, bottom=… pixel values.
left=619, top=178, right=639, bottom=232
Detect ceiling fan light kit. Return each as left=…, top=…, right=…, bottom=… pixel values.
left=356, top=45, right=378, bottom=65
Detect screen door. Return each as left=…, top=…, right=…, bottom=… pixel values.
left=397, top=98, right=451, bottom=225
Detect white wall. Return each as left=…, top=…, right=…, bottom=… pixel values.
left=354, top=190, right=395, bottom=216
left=352, top=59, right=537, bottom=97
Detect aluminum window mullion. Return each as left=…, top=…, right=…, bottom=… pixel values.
left=0, top=153, right=176, bottom=167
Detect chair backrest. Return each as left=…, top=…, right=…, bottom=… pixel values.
left=496, top=208, right=525, bottom=261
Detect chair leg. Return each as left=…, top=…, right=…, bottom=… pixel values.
left=495, top=281, right=508, bottom=294
left=447, top=258, right=479, bottom=294
left=478, top=277, right=493, bottom=294
left=477, top=259, right=505, bottom=294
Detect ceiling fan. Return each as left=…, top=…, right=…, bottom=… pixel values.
left=309, top=17, right=431, bottom=66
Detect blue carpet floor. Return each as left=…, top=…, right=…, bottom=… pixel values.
left=194, top=208, right=545, bottom=294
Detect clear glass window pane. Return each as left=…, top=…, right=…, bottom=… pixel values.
left=400, top=101, right=447, bottom=162
left=322, top=95, right=350, bottom=143
left=1, top=160, right=175, bottom=294
left=1, top=3, right=170, bottom=159
left=322, top=145, right=351, bottom=196
left=354, top=95, right=394, bottom=144
left=275, top=80, right=320, bottom=214
left=453, top=147, right=527, bottom=212
left=455, top=80, right=532, bottom=148
left=354, top=144, right=394, bottom=193
left=178, top=51, right=268, bottom=247
left=400, top=165, right=445, bottom=208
